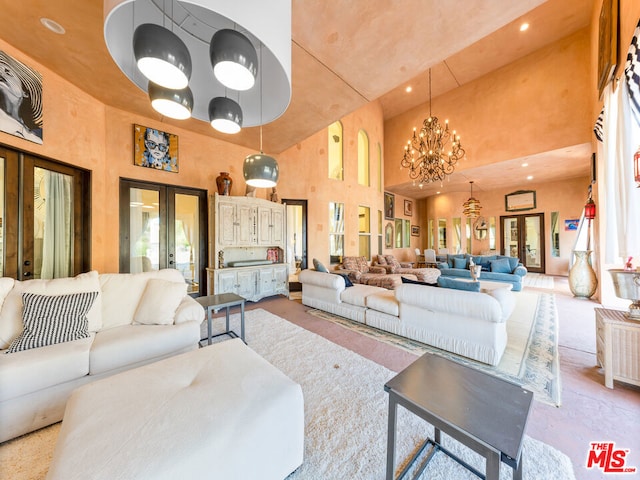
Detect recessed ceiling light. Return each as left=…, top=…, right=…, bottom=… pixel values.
left=436, top=191, right=441, bottom=194
left=40, top=17, right=65, bottom=34
left=520, top=22, right=529, bottom=32
left=405, top=86, right=412, bottom=93
left=522, top=162, right=528, bottom=167
left=527, top=175, right=533, bottom=180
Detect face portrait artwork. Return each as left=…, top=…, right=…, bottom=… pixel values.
left=0, top=51, right=43, bottom=144
left=133, top=124, right=179, bottom=173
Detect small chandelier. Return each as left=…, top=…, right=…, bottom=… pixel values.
left=463, top=181, right=482, bottom=218
left=401, top=69, right=465, bottom=184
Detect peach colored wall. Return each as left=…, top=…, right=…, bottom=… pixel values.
left=384, top=29, right=591, bottom=188
left=422, top=176, right=591, bottom=276
left=274, top=101, right=386, bottom=267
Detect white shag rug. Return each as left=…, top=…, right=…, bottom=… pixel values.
left=0, top=309, right=575, bottom=480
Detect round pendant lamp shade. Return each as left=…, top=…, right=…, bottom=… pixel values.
left=148, top=82, right=193, bottom=120
left=133, top=24, right=192, bottom=90
left=243, top=153, right=279, bottom=187
left=210, top=29, right=258, bottom=91
left=209, top=97, right=243, bottom=134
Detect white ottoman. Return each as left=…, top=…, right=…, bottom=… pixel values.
left=46, top=339, right=304, bottom=480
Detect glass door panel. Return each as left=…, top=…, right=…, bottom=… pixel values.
left=524, top=216, right=542, bottom=270
left=500, top=213, right=545, bottom=273
left=174, top=193, right=200, bottom=294
left=503, top=217, right=519, bottom=258
left=34, top=167, right=74, bottom=279
left=129, top=188, right=160, bottom=272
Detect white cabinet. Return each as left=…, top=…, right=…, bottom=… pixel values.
left=209, top=193, right=288, bottom=301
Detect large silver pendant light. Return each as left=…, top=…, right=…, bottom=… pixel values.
left=209, top=96, right=243, bottom=134
left=210, top=29, right=258, bottom=91
left=148, top=81, right=193, bottom=120
left=133, top=23, right=192, bottom=90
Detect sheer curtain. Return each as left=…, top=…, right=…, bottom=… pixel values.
left=40, top=170, right=72, bottom=279
left=600, top=80, right=640, bottom=263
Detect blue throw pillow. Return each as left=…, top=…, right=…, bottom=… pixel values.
left=478, top=261, right=491, bottom=272
left=313, top=258, right=328, bottom=273
left=497, top=255, right=518, bottom=272
left=333, top=273, right=353, bottom=287
left=437, top=277, right=481, bottom=292
left=452, top=257, right=468, bottom=269
left=401, top=276, right=438, bottom=287
left=490, top=258, right=512, bottom=274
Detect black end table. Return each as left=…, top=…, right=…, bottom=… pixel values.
left=196, top=293, right=246, bottom=345
left=385, top=353, right=533, bottom=480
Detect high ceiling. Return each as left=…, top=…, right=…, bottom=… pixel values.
left=0, top=0, right=593, bottom=196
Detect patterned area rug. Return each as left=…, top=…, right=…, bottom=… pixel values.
left=307, top=292, right=561, bottom=406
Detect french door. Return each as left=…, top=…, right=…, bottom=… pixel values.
left=500, top=213, right=545, bottom=273
left=283, top=199, right=307, bottom=292
left=119, top=179, right=207, bottom=296
left=0, top=146, right=90, bottom=280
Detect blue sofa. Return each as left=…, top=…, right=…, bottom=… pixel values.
left=437, top=254, right=527, bottom=291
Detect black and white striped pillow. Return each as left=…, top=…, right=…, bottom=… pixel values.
left=6, top=291, right=98, bottom=354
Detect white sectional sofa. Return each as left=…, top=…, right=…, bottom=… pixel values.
left=0, top=269, right=204, bottom=442
left=299, top=269, right=515, bottom=366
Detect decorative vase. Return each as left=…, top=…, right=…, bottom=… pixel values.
left=216, top=172, right=233, bottom=196
left=569, top=250, right=598, bottom=298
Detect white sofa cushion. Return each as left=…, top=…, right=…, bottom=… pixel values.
left=99, top=269, right=186, bottom=330
left=174, top=296, right=206, bottom=325
left=134, top=279, right=188, bottom=325
left=0, top=271, right=102, bottom=349
left=89, top=322, right=200, bottom=375
left=0, top=335, right=93, bottom=402
left=340, top=284, right=385, bottom=308
left=366, top=290, right=399, bottom=316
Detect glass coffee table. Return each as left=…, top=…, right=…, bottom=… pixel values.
left=196, top=293, right=246, bottom=345
left=385, top=353, right=533, bottom=480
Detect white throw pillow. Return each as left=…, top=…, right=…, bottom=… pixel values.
left=0, top=271, right=101, bottom=349
left=133, top=279, right=187, bottom=326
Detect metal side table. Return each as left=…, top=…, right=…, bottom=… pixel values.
left=197, top=293, right=246, bottom=345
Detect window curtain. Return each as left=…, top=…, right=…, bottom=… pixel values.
left=40, top=170, right=72, bottom=279
left=598, top=19, right=640, bottom=263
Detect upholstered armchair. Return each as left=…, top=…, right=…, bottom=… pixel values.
left=372, top=254, right=441, bottom=284
left=335, top=256, right=386, bottom=283
left=371, top=255, right=412, bottom=273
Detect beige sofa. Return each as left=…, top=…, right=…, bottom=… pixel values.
left=334, top=255, right=439, bottom=289
left=0, top=269, right=204, bottom=442
left=300, top=269, right=514, bottom=365
left=371, top=254, right=441, bottom=284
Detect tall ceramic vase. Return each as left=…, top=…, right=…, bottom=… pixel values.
left=216, top=172, right=232, bottom=195
left=569, top=250, right=598, bottom=298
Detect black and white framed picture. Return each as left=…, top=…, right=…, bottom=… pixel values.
left=0, top=51, right=43, bottom=144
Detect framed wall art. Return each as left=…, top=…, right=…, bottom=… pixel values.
left=385, top=223, right=394, bottom=248
left=134, top=124, right=179, bottom=172
left=404, top=199, right=413, bottom=216
left=384, top=192, right=395, bottom=220
left=0, top=51, right=43, bottom=144
left=411, top=225, right=420, bottom=236
left=505, top=190, right=536, bottom=212
left=596, top=0, right=618, bottom=99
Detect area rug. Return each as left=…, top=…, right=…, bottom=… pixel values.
left=307, top=292, right=561, bottom=406
left=523, top=273, right=555, bottom=289
left=0, top=309, right=575, bottom=480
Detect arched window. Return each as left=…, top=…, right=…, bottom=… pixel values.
left=357, top=130, right=369, bottom=186
left=328, top=121, right=343, bottom=180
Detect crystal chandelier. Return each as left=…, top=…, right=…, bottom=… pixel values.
left=401, top=69, right=465, bottom=184
left=463, top=181, right=482, bottom=218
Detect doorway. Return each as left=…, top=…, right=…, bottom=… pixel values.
left=283, top=199, right=307, bottom=292
left=0, top=146, right=91, bottom=280
left=119, top=179, right=207, bottom=296
left=500, top=213, right=545, bottom=273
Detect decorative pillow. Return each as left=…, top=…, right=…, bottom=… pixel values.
left=375, top=255, right=387, bottom=265
left=437, top=277, right=481, bottom=292
left=133, top=279, right=188, bottom=326
left=497, top=256, right=519, bottom=272
left=490, top=258, right=512, bottom=274
left=446, top=254, right=465, bottom=268
left=313, top=258, right=329, bottom=273
left=478, top=261, right=492, bottom=272
left=384, top=255, right=402, bottom=272
left=6, top=291, right=98, bottom=354
left=355, top=256, right=370, bottom=273
left=452, top=257, right=468, bottom=269
left=333, top=273, right=354, bottom=288
left=401, top=276, right=438, bottom=287
left=342, top=257, right=359, bottom=271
